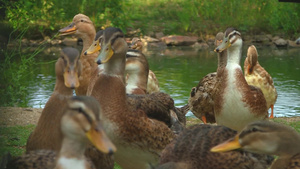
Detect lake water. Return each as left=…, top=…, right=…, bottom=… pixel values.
left=4, top=45, right=300, bottom=117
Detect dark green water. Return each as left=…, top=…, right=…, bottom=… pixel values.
left=4, top=46, right=300, bottom=117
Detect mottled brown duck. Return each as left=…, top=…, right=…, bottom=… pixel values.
left=188, top=32, right=226, bottom=124
left=157, top=124, right=273, bottom=169
left=9, top=96, right=116, bottom=169
left=214, top=28, right=268, bottom=131
left=244, top=45, right=278, bottom=118
left=211, top=120, right=300, bottom=169
left=90, top=27, right=175, bottom=169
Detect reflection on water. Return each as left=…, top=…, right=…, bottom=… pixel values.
left=7, top=46, right=300, bottom=117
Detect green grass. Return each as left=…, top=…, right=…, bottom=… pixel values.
left=0, top=117, right=299, bottom=168
left=0, top=125, right=35, bottom=157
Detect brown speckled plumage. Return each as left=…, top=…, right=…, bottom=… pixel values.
left=244, top=45, right=277, bottom=118
left=158, top=124, right=273, bottom=169
left=90, top=27, right=175, bottom=169
left=125, top=49, right=186, bottom=129
left=289, top=154, right=300, bottom=169
left=188, top=32, right=226, bottom=124
left=212, top=121, right=300, bottom=169
left=214, top=28, right=268, bottom=131
left=59, top=14, right=99, bottom=96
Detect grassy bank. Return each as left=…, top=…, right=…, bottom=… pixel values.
left=0, top=117, right=299, bottom=168
left=2, top=0, right=300, bottom=40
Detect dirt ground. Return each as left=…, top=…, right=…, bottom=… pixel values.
left=0, top=107, right=299, bottom=127
left=0, top=107, right=43, bottom=126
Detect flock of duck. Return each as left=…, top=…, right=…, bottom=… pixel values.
left=5, top=14, right=300, bottom=169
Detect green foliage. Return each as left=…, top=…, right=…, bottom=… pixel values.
left=0, top=28, right=44, bottom=107
left=2, top=0, right=300, bottom=38
left=0, top=125, right=35, bottom=158
left=4, top=0, right=65, bottom=38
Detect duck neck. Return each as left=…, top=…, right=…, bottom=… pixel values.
left=55, top=137, right=87, bottom=169
left=126, top=70, right=147, bottom=94
left=58, top=137, right=86, bottom=159
left=81, top=28, right=96, bottom=55
left=94, top=53, right=128, bottom=115
left=217, top=50, right=227, bottom=73
left=104, top=57, right=126, bottom=82
left=227, top=43, right=242, bottom=66
left=54, top=76, right=73, bottom=96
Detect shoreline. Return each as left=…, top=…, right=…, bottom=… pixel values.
left=1, top=107, right=299, bottom=127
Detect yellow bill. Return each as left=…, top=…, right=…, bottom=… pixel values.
left=63, top=69, right=80, bottom=89
left=214, top=37, right=231, bottom=53
left=86, top=123, right=117, bottom=154
left=210, top=135, right=241, bottom=152
left=84, top=40, right=101, bottom=55
left=96, top=43, right=114, bottom=64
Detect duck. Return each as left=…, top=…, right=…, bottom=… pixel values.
left=8, top=96, right=116, bottom=169
left=296, top=37, right=300, bottom=44
left=129, top=37, right=160, bottom=94
left=26, top=47, right=81, bottom=152
left=129, top=37, right=144, bottom=51
left=59, top=13, right=99, bottom=96
left=214, top=27, right=268, bottom=131
left=125, top=49, right=149, bottom=95
left=211, top=120, right=300, bottom=169
left=188, top=32, right=226, bottom=124
left=85, top=34, right=186, bottom=128
left=89, top=27, right=175, bottom=169
left=244, top=45, right=278, bottom=118
left=85, top=36, right=160, bottom=94
left=157, top=124, right=273, bottom=169
left=26, top=47, right=114, bottom=169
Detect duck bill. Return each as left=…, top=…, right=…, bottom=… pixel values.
left=84, top=40, right=101, bottom=55
left=86, top=123, right=117, bottom=154
left=214, top=39, right=231, bottom=53
left=96, top=43, right=114, bottom=64
left=59, top=22, right=77, bottom=36
left=210, top=135, right=241, bottom=152
left=63, top=68, right=80, bottom=89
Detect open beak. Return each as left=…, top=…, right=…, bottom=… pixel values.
left=63, top=67, right=80, bottom=89
left=210, top=135, right=241, bottom=152
left=84, top=40, right=101, bottom=55
left=59, top=22, right=77, bottom=36
left=214, top=37, right=231, bottom=53
left=86, top=122, right=117, bottom=154
left=95, top=43, right=114, bottom=64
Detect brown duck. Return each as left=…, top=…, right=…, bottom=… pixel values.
left=59, top=14, right=99, bottom=96
left=214, top=27, right=268, bottom=131
left=89, top=27, right=175, bottom=169
left=188, top=32, right=226, bottom=124
left=26, top=47, right=81, bottom=152
left=211, top=120, right=300, bottom=169
left=9, top=96, right=116, bottom=169
left=158, top=124, right=273, bottom=169
left=244, top=45, right=278, bottom=118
